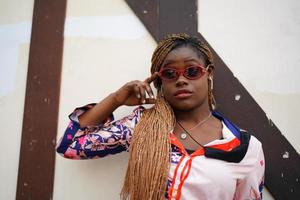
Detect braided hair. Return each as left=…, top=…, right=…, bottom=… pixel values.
left=121, top=33, right=215, bottom=200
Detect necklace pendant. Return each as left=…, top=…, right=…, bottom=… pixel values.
left=180, top=132, right=187, bottom=140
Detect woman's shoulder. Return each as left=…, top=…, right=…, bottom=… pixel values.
left=241, top=132, right=264, bottom=163
left=239, top=129, right=262, bottom=151
left=249, top=134, right=262, bottom=146
left=235, top=132, right=265, bottom=179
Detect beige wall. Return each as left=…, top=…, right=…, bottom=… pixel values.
left=0, top=0, right=34, bottom=199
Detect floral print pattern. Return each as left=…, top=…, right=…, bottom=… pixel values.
left=56, top=104, right=265, bottom=199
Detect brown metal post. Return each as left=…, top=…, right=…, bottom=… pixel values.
left=16, top=0, right=66, bottom=199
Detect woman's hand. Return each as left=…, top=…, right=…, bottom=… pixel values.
left=113, top=72, right=159, bottom=106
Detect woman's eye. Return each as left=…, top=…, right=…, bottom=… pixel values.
left=186, top=67, right=199, bottom=77
left=163, top=69, right=176, bottom=78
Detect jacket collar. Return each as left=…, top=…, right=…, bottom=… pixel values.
left=170, top=111, right=250, bottom=163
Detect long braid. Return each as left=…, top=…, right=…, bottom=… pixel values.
left=121, top=33, right=215, bottom=200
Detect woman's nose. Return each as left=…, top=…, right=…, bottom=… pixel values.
left=175, top=74, right=188, bottom=86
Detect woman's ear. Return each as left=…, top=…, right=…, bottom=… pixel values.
left=207, top=64, right=214, bottom=77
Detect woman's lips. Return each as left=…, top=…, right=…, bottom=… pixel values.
left=174, top=89, right=193, bottom=99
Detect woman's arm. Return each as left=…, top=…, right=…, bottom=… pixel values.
left=56, top=105, right=144, bottom=159
left=77, top=93, right=121, bottom=128
left=56, top=73, right=158, bottom=159
left=78, top=72, right=158, bottom=128
left=234, top=140, right=265, bottom=199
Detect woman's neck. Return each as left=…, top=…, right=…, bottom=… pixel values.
left=174, top=103, right=211, bottom=124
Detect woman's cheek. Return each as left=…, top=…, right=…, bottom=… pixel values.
left=161, top=86, right=175, bottom=104
left=164, top=91, right=174, bottom=104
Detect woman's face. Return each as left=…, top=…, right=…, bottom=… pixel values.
left=160, top=46, right=211, bottom=112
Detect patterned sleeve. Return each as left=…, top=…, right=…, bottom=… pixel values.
left=234, top=140, right=265, bottom=200
left=56, top=104, right=145, bottom=159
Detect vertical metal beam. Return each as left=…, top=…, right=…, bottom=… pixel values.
left=125, top=0, right=300, bottom=198
left=16, top=0, right=66, bottom=199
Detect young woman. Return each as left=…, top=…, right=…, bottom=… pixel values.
left=56, top=33, right=265, bottom=200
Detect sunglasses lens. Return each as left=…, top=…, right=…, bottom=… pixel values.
left=185, top=66, right=202, bottom=79
left=159, top=66, right=204, bottom=81
left=161, top=68, right=177, bottom=80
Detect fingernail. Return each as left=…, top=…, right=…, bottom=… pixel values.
left=150, top=95, right=154, bottom=99
left=137, top=94, right=141, bottom=98
left=142, top=100, right=146, bottom=104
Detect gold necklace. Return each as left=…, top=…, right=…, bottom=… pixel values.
left=177, top=112, right=212, bottom=141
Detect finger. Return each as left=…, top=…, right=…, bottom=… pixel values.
left=144, top=83, right=155, bottom=99
left=139, top=85, right=146, bottom=104
left=133, top=84, right=141, bottom=99
left=144, top=72, right=159, bottom=84
left=144, top=98, right=156, bottom=104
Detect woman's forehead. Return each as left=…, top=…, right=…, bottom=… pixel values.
left=163, top=46, right=205, bottom=66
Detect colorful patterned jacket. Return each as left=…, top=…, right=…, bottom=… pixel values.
left=56, top=104, right=265, bottom=200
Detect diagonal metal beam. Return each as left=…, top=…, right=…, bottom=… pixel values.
left=125, top=0, right=300, bottom=198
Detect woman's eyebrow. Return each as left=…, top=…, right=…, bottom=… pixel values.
left=184, top=58, right=199, bottom=62
left=164, top=58, right=199, bottom=65
left=163, top=60, right=174, bottom=66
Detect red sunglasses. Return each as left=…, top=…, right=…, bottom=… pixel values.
left=158, top=65, right=207, bottom=81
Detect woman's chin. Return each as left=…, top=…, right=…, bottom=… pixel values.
left=171, top=103, right=195, bottom=112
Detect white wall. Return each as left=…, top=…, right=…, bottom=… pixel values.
left=198, top=0, right=300, bottom=152
left=199, top=0, right=300, bottom=199
left=0, top=0, right=34, bottom=199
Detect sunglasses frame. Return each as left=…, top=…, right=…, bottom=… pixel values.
left=158, top=64, right=207, bottom=81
